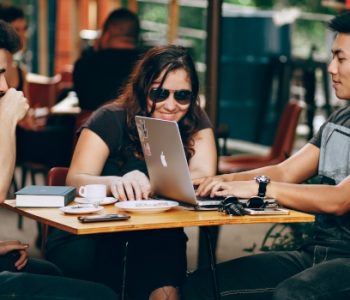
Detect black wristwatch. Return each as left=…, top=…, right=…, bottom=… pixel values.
left=255, top=175, right=270, bottom=198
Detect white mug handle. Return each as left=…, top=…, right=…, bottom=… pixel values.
left=78, top=186, right=86, bottom=197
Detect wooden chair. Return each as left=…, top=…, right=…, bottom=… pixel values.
left=48, top=167, right=69, bottom=186
left=16, top=73, right=64, bottom=200
left=40, top=167, right=69, bottom=255
left=219, top=99, right=304, bottom=174
left=26, top=73, right=62, bottom=108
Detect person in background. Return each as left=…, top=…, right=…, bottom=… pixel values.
left=183, top=11, right=350, bottom=300
left=0, top=19, right=119, bottom=300
left=46, top=45, right=217, bottom=300
left=0, top=3, right=44, bottom=130
left=0, top=4, right=28, bottom=96
left=73, top=8, right=141, bottom=112
left=0, top=4, right=75, bottom=174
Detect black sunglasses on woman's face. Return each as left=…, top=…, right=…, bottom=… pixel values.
left=149, top=88, right=194, bottom=104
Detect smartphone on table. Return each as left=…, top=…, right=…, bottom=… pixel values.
left=243, top=208, right=289, bottom=215
left=78, top=214, right=130, bottom=223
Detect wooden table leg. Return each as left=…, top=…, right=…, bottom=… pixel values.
left=202, top=226, right=221, bottom=300
left=121, top=241, right=129, bottom=300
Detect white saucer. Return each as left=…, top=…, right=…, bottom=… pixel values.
left=74, top=197, right=117, bottom=205
left=60, top=204, right=104, bottom=214
left=115, top=200, right=178, bottom=214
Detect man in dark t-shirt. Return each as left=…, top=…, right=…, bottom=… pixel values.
left=73, top=8, right=141, bottom=111
left=184, top=11, right=350, bottom=300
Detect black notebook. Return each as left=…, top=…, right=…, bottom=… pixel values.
left=15, top=185, right=76, bottom=207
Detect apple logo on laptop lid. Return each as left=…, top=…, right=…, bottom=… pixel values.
left=160, top=151, right=168, bottom=167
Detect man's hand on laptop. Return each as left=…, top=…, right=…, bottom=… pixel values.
left=193, top=175, right=230, bottom=197
left=209, top=180, right=257, bottom=199
left=111, top=170, right=151, bottom=201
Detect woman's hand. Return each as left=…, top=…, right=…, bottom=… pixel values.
left=0, top=240, right=29, bottom=270
left=111, top=170, right=151, bottom=201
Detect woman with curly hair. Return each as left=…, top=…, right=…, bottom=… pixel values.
left=45, top=45, right=217, bottom=300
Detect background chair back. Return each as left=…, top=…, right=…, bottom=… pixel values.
left=41, top=167, right=69, bottom=255
left=27, top=73, right=62, bottom=108
left=269, top=100, right=304, bottom=161
left=48, top=167, right=69, bottom=186
left=219, top=99, right=304, bottom=173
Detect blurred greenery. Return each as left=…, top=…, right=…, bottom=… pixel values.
left=244, top=222, right=315, bottom=253
left=224, top=0, right=337, bottom=13
left=137, top=0, right=338, bottom=93
left=138, top=0, right=338, bottom=61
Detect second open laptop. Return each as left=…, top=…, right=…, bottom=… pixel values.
left=135, top=116, right=223, bottom=210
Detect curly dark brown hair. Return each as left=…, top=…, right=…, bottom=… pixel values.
left=115, top=44, right=203, bottom=162
left=0, top=20, right=20, bottom=53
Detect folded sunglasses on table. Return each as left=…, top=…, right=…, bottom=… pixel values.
left=219, top=196, right=289, bottom=216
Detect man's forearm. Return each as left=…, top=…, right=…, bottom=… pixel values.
left=0, top=124, right=16, bottom=201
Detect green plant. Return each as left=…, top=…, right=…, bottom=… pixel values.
left=244, top=222, right=315, bottom=253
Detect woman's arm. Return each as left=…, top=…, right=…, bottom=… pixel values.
left=66, top=128, right=150, bottom=200
left=188, top=128, right=217, bottom=179
left=66, top=128, right=116, bottom=191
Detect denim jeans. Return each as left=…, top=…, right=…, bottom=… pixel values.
left=0, top=252, right=118, bottom=300
left=183, top=245, right=350, bottom=300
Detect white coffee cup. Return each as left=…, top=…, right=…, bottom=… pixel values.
left=78, top=184, right=106, bottom=203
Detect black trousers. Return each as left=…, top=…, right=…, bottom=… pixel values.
left=46, top=228, right=188, bottom=300
left=0, top=252, right=118, bottom=300
left=183, top=245, right=350, bottom=300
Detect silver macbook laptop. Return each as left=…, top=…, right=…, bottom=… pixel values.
left=135, top=116, right=223, bottom=210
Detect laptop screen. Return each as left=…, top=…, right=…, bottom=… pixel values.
left=135, top=116, right=200, bottom=206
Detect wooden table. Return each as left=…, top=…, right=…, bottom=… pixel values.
left=2, top=199, right=314, bottom=234
left=2, top=199, right=315, bottom=300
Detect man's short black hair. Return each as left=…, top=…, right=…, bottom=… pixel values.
left=0, top=4, right=25, bottom=23
left=329, top=11, right=350, bottom=34
left=0, top=20, right=20, bottom=53
left=102, top=8, right=140, bottom=41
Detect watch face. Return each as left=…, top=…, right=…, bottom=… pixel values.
left=255, top=175, right=270, bottom=198
left=256, top=175, right=270, bottom=184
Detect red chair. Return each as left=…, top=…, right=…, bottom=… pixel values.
left=48, top=167, right=69, bottom=186
left=26, top=73, right=62, bottom=108
left=40, top=167, right=69, bottom=255
left=219, top=100, right=304, bottom=173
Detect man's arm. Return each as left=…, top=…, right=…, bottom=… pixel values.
left=0, top=240, right=29, bottom=270
left=195, top=143, right=320, bottom=196
left=0, top=88, right=29, bottom=201
left=201, top=143, right=350, bottom=215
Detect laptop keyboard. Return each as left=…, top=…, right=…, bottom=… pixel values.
left=197, top=195, right=226, bottom=202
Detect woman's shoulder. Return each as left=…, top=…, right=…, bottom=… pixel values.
left=82, top=103, right=127, bottom=150
left=91, top=102, right=125, bottom=119
left=84, top=102, right=126, bottom=129
left=196, top=106, right=213, bottom=130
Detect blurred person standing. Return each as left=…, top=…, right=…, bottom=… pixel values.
left=0, top=4, right=28, bottom=96
left=73, top=8, right=141, bottom=111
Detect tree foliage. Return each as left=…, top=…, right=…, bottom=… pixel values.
left=224, top=0, right=337, bottom=14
